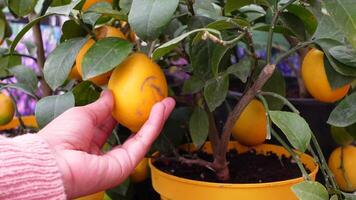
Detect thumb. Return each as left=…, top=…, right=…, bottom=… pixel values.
left=80, top=90, right=114, bottom=126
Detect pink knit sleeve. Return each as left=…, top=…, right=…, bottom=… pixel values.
left=0, top=134, right=66, bottom=200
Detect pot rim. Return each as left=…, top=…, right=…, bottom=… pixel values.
left=149, top=143, right=319, bottom=188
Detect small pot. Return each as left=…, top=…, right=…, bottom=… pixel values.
left=149, top=142, right=318, bottom=200
left=0, top=116, right=105, bottom=200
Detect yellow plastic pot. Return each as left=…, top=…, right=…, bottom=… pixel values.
left=0, top=116, right=37, bottom=131
left=149, top=142, right=318, bottom=200
left=0, top=116, right=104, bottom=200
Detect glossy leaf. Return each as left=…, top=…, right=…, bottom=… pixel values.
left=9, top=65, right=38, bottom=94
left=35, top=92, right=75, bottom=128
left=330, top=126, right=353, bottom=146
left=316, top=39, right=356, bottom=77
left=324, top=57, right=355, bottom=89
left=225, top=0, right=269, bottom=14
left=82, top=37, right=133, bottom=80
left=0, top=83, right=37, bottom=99
left=128, top=0, right=179, bottom=41
left=46, top=0, right=81, bottom=15
left=269, top=111, right=312, bottom=152
left=152, top=28, right=220, bottom=60
left=324, top=1, right=356, bottom=50
left=44, top=37, right=87, bottom=90
left=204, top=74, right=229, bottom=111
left=226, top=58, right=251, bottom=83
left=189, top=107, right=209, bottom=149
left=346, top=123, right=356, bottom=140
left=329, top=45, right=356, bottom=67
left=8, top=0, right=38, bottom=17
left=182, top=76, right=204, bottom=94
left=72, top=81, right=102, bottom=106
left=61, top=20, right=87, bottom=40
left=292, top=181, right=329, bottom=200
left=313, top=15, right=344, bottom=43
left=328, top=92, right=356, bottom=127
left=286, top=4, right=317, bottom=35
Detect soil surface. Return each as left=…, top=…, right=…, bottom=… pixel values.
left=154, top=149, right=311, bottom=183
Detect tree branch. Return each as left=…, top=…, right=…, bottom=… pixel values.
left=30, top=14, right=52, bottom=97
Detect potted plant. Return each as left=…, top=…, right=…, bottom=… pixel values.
left=1, top=0, right=356, bottom=200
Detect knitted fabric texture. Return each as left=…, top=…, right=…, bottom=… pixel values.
left=0, top=134, right=66, bottom=200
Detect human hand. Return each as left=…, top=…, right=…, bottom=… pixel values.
left=38, top=90, right=175, bottom=199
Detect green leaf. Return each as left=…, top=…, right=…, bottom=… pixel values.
left=9, top=65, right=38, bottom=94
left=324, top=56, right=355, bottom=89
left=189, top=107, right=209, bottom=149
left=46, top=0, right=81, bottom=15
left=51, top=0, right=71, bottom=6
left=345, top=123, right=356, bottom=140
left=226, top=58, right=251, bottom=83
left=330, top=126, right=353, bottom=146
left=286, top=4, right=318, bottom=35
left=324, top=0, right=356, bottom=50
left=329, top=45, right=356, bottom=67
left=211, top=45, right=231, bottom=76
left=291, top=181, right=329, bottom=200
left=0, top=83, right=37, bottom=99
left=182, top=76, right=204, bottom=94
left=106, top=178, right=131, bottom=197
left=61, top=20, right=87, bottom=40
left=327, top=92, right=356, bottom=127
left=269, top=111, right=312, bottom=152
left=44, top=37, right=87, bottom=90
left=279, top=12, right=306, bottom=41
left=0, top=54, right=22, bottom=70
left=152, top=28, right=221, bottom=60
left=35, top=92, right=75, bottom=128
left=8, top=0, right=38, bottom=17
left=252, top=23, right=297, bottom=37
left=193, top=0, right=221, bottom=20
left=313, top=15, right=344, bottom=43
left=72, top=81, right=102, bottom=106
left=225, top=0, right=269, bottom=14
left=86, top=2, right=128, bottom=21
left=10, top=14, right=54, bottom=53
left=82, top=37, right=133, bottom=80
left=128, top=0, right=179, bottom=41
left=316, top=39, right=356, bottom=77
left=204, top=74, right=229, bottom=111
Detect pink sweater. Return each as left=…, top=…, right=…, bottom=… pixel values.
left=0, top=134, right=66, bottom=200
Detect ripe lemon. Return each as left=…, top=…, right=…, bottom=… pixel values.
left=108, top=53, right=168, bottom=132
left=131, top=158, right=149, bottom=183
left=0, top=93, right=15, bottom=125
left=328, top=145, right=356, bottom=192
left=82, top=0, right=112, bottom=11
left=232, top=99, right=267, bottom=146
left=75, top=26, right=125, bottom=85
left=301, top=49, right=350, bottom=103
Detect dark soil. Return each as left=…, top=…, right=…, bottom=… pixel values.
left=154, top=149, right=310, bottom=184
